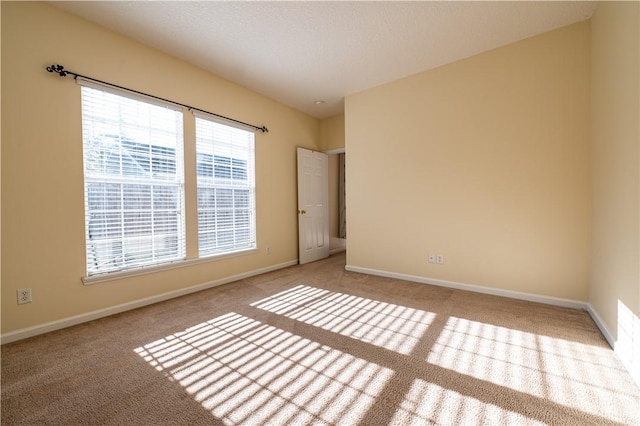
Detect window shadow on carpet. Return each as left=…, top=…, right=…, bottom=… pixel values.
left=134, top=284, right=638, bottom=425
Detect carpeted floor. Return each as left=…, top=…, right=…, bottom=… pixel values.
left=2, top=253, right=639, bottom=425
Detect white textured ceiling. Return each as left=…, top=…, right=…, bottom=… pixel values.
left=51, top=1, right=597, bottom=119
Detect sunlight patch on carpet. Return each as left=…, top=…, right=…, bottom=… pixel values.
left=135, top=312, right=394, bottom=425
left=251, top=285, right=435, bottom=354
left=390, top=379, right=547, bottom=425
left=427, top=316, right=639, bottom=425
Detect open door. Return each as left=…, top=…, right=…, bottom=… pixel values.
left=297, top=147, right=329, bottom=264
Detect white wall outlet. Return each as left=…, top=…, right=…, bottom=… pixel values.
left=428, top=253, right=436, bottom=263
left=17, top=288, right=32, bottom=305
left=436, top=254, right=444, bottom=264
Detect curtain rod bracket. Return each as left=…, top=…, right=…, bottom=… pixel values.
left=45, top=63, right=269, bottom=133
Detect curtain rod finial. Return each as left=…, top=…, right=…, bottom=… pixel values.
left=46, top=64, right=67, bottom=77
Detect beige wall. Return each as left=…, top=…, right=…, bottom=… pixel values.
left=320, top=114, right=345, bottom=151
left=345, top=22, right=591, bottom=301
left=1, top=2, right=319, bottom=334
left=589, top=2, right=639, bottom=380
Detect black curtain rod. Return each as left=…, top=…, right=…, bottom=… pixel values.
left=45, top=64, right=269, bottom=133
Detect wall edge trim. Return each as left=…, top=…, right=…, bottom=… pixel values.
left=585, top=303, right=616, bottom=347
left=345, top=264, right=587, bottom=309
left=1, top=259, right=299, bottom=345
left=586, top=303, right=640, bottom=390
left=345, top=264, right=640, bottom=390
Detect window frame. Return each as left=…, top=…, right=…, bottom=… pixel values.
left=78, top=81, right=259, bottom=285
left=194, top=112, right=257, bottom=258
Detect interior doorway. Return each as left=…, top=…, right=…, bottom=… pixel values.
left=327, top=149, right=346, bottom=254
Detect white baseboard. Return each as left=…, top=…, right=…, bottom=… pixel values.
left=1, top=260, right=298, bottom=345
left=585, top=303, right=616, bottom=347
left=329, top=237, right=346, bottom=256
left=586, top=303, right=640, bottom=389
left=346, top=264, right=640, bottom=390
left=345, top=264, right=587, bottom=310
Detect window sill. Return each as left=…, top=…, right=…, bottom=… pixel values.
left=82, top=247, right=259, bottom=285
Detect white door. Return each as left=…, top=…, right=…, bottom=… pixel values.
left=297, top=147, right=330, bottom=264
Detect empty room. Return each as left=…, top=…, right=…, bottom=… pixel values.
left=2, top=1, right=639, bottom=425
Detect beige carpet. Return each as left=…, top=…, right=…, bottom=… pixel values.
left=2, top=253, right=639, bottom=425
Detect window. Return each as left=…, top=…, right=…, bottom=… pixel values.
left=80, top=82, right=258, bottom=280
left=81, top=84, right=185, bottom=276
left=195, top=114, right=256, bottom=257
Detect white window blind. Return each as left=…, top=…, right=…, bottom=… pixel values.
left=81, top=85, right=185, bottom=276
left=195, top=113, right=256, bottom=257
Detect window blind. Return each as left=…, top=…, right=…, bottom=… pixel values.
left=195, top=115, right=256, bottom=257
left=81, top=85, right=186, bottom=275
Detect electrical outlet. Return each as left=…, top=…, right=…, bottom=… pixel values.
left=266, top=246, right=271, bottom=255
left=436, top=254, right=444, bottom=264
left=428, top=253, right=436, bottom=263
left=17, top=288, right=32, bottom=305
